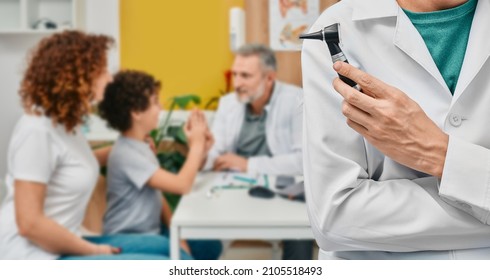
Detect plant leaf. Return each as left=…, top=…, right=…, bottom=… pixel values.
left=172, top=94, right=201, bottom=109
left=205, top=97, right=219, bottom=110
left=163, top=193, right=181, bottom=212
left=149, top=129, right=159, bottom=146
left=166, top=125, right=187, bottom=144
left=156, top=151, right=186, bottom=173
left=174, top=126, right=188, bottom=144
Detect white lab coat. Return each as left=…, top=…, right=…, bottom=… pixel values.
left=302, top=0, right=490, bottom=257
left=204, top=81, right=303, bottom=175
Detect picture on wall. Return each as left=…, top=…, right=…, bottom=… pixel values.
left=269, top=0, right=319, bottom=51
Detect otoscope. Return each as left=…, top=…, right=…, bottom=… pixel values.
left=300, top=23, right=360, bottom=90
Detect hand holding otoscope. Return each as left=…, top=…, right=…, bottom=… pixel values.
left=300, top=23, right=361, bottom=91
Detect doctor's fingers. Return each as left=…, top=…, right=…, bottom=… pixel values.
left=217, top=153, right=234, bottom=164
left=341, top=101, right=373, bottom=128
left=213, top=159, right=229, bottom=171
left=212, top=162, right=225, bottom=171
left=345, top=118, right=371, bottom=141
left=333, top=77, right=377, bottom=114
left=333, top=61, right=390, bottom=99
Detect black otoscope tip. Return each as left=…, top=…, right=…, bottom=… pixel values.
left=299, top=23, right=340, bottom=42
left=299, top=30, right=323, bottom=41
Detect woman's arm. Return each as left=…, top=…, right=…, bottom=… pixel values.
left=93, top=145, right=112, bottom=167
left=15, top=180, right=118, bottom=256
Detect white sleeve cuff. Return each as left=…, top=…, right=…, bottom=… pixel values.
left=439, top=136, right=490, bottom=224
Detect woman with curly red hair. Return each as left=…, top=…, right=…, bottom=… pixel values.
left=0, top=31, right=173, bottom=260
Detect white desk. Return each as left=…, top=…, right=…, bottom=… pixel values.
left=170, top=172, right=313, bottom=259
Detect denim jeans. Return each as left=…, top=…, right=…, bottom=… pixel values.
left=59, top=234, right=193, bottom=260
left=160, top=225, right=223, bottom=260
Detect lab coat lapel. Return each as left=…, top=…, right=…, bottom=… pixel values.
left=452, top=0, right=490, bottom=105
left=393, top=10, right=451, bottom=96
left=265, top=81, right=280, bottom=155
left=230, top=102, right=245, bottom=151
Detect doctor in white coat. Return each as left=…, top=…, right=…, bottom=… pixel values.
left=204, top=44, right=311, bottom=259
left=203, top=44, right=303, bottom=176
left=302, top=0, right=490, bottom=259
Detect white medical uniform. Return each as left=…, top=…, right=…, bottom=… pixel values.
left=302, top=0, right=490, bottom=259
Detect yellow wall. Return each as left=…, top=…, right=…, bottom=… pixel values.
left=120, top=0, right=244, bottom=109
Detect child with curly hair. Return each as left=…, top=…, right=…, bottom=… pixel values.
left=98, top=70, right=222, bottom=260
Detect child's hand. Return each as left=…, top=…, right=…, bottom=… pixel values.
left=184, top=109, right=206, bottom=147
left=93, top=244, right=121, bottom=255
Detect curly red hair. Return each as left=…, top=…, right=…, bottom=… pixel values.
left=20, top=30, right=114, bottom=132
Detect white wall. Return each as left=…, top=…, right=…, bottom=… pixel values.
left=0, top=34, right=45, bottom=184
left=0, top=0, right=119, bottom=182
left=84, top=0, right=120, bottom=73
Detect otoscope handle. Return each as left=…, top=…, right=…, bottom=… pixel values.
left=339, top=75, right=358, bottom=88
left=331, top=51, right=360, bottom=90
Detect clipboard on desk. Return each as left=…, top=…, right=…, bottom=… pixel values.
left=211, top=172, right=268, bottom=188
left=207, top=173, right=260, bottom=198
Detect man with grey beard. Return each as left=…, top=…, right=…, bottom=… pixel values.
left=203, top=44, right=303, bottom=176
left=202, top=44, right=311, bottom=259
